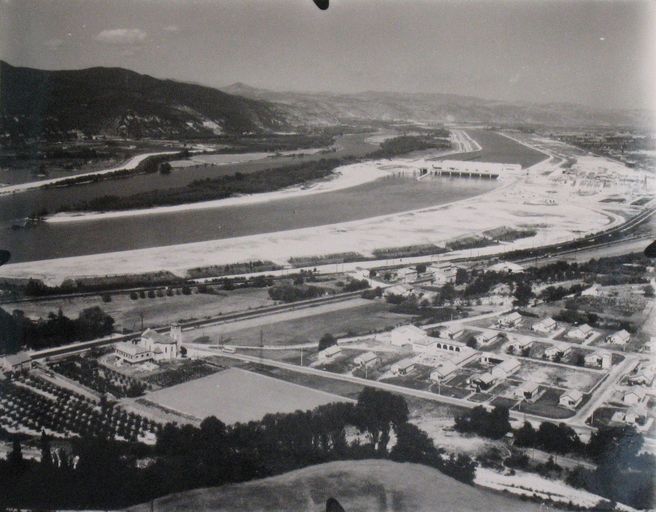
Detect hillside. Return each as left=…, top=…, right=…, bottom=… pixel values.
left=222, top=82, right=654, bottom=129
left=126, top=460, right=550, bottom=512
left=0, top=61, right=290, bottom=140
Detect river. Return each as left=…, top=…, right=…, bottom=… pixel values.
left=0, top=130, right=547, bottom=264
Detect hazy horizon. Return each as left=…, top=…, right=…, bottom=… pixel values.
left=1, top=0, right=654, bottom=111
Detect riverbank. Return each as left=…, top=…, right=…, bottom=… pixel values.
left=45, top=160, right=389, bottom=223
left=44, top=130, right=476, bottom=224
left=0, top=151, right=180, bottom=196
left=0, top=153, right=618, bottom=285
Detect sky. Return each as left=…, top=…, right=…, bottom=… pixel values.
left=1, top=0, right=654, bottom=111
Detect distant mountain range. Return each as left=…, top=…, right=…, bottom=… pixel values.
left=0, top=61, right=290, bottom=140
left=222, top=82, right=654, bottom=129
left=1, top=61, right=652, bottom=143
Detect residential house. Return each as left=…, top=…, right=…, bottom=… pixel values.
left=317, top=345, right=342, bottom=363
left=567, top=324, right=594, bottom=340
left=396, top=267, right=418, bottom=284
left=514, top=382, right=541, bottom=402
left=430, top=361, right=458, bottom=382
left=440, top=325, right=465, bottom=340
left=623, top=388, right=647, bottom=406
left=497, top=312, right=523, bottom=328
left=474, top=331, right=498, bottom=346
left=559, top=389, right=583, bottom=408
left=391, top=359, right=415, bottom=376
left=506, top=338, right=533, bottom=354
left=584, top=350, right=612, bottom=369
left=532, top=317, right=557, bottom=334
left=428, top=264, right=458, bottom=285
left=491, top=358, right=521, bottom=380
left=353, top=351, right=380, bottom=369
left=607, top=329, right=630, bottom=346
left=544, top=344, right=569, bottom=361
left=471, top=372, right=496, bottom=390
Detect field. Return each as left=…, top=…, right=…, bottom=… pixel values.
left=207, top=300, right=409, bottom=347
left=514, top=361, right=603, bottom=393
left=3, top=287, right=273, bottom=331
left=127, top=459, right=543, bottom=512
left=144, top=368, right=353, bottom=424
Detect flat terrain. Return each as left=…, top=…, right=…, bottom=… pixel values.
left=514, top=361, right=603, bottom=393
left=144, top=368, right=352, bottom=424
left=2, top=288, right=273, bottom=331
left=200, top=299, right=410, bottom=347
left=126, top=459, right=546, bottom=512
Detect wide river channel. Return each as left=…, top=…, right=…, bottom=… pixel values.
left=0, top=130, right=547, bottom=263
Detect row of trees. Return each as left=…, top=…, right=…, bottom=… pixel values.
left=0, top=388, right=477, bottom=510
left=0, top=306, right=115, bottom=354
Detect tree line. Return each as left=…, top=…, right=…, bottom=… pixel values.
left=454, top=405, right=654, bottom=509
left=0, top=388, right=477, bottom=510
left=0, top=306, right=114, bottom=354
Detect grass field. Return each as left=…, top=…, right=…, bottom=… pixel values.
left=212, top=300, right=410, bottom=347
left=144, top=368, right=353, bottom=424
left=127, top=459, right=544, bottom=512
left=4, top=287, right=273, bottom=331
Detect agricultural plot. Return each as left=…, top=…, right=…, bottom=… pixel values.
left=216, top=301, right=409, bottom=347
left=514, top=361, right=603, bottom=393
left=4, top=287, right=274, bottom=332
left=145, top=368, right=352, bottom=424
left=0, top=374, right=158, bottom=442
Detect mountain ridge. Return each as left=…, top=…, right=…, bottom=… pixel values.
left=221, top=81, right=654, bottom=128
left=0, top=60, right=291, bottom=141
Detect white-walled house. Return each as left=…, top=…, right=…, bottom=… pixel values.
left=497, top=312, right=523, bottom=328
left=514, top=381, right=541, bottom=402
left=567, top=324, right=594, bottom=340
left=474, top=331, right=498, bottom=346
left=430, top=361, right=458, bottom=382
left=559, top=389, right=583, bottom=408
left=607, top=329, right=630, bottom=346
left=353, top=351, right=380, bottom=369
left=623, top=388, right=647, bottom=406
left=584, top=350, right=612, bottom=369
left=317, top=345, right=342, bottom=363
left=532, top=317, right=557, bottom=334
left=428, top=264, right=458, bottom=285
left=115, top=324, right=181, bottom=364
left=491, top=358, right=521, bottom=380
left=391, top=359, right=415, bottom=376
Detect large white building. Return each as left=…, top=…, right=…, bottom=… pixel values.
left=114, top=324, right=182, bottom=364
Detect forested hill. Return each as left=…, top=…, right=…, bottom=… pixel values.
left=0, top=61, right=291, bottom=141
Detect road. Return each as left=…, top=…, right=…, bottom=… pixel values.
left=28, top=289, right=367, bottom=360
left=186, top=343, right=596, bottom=434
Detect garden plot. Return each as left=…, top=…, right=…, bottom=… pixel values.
left=514, top=361, right=603, bottom=393
left=145, top=368, right=351, bottom=424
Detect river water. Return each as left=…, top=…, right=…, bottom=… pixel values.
left=0, top=130, right=547, bottom=264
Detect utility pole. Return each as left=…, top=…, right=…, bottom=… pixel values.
left=259, top=329, right=264, bottom=360
left=300, top=346, right=303, bottom=366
